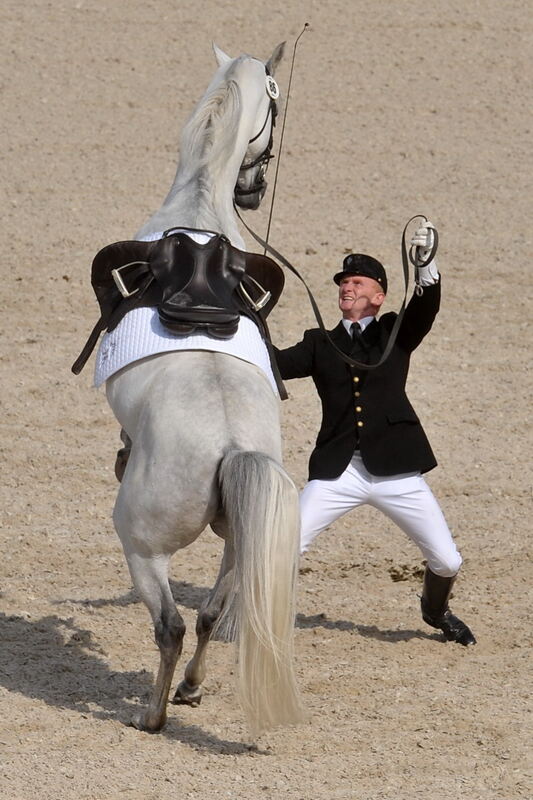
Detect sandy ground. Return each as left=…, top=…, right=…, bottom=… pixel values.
left=1, top=1, right=532, bottom=798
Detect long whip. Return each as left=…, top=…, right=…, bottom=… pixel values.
left=262, top=22, right=309, bottom=253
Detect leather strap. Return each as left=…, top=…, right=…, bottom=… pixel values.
left=235, top=210, right=434, bottom=371
left=72, top=270, right=155, bottom=375
left=71, top=317, right=108, bottom=375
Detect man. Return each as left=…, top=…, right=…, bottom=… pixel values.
left=274, top=222, right=476, bottom=646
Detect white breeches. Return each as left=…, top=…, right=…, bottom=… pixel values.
left=300, top=453, right=462, bottom=577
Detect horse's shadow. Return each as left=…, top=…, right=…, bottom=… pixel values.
left=1, top=584, right=437, bottom=753
left=58, top=580, right=210, bottom=612
left=0, top=610, right=257, bottom=754
left=61, top=582, right=435, bottom=644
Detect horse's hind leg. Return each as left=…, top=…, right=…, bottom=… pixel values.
left=122, top=547, right=186, bottom=732
left=173, top=537, right=234, bottom=707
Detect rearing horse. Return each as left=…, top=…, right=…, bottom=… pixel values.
left=96, top=43, right=304, bottom=737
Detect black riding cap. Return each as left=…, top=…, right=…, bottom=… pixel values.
left=334, top=253, right=388, bottom=294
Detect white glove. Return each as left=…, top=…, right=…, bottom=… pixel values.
left=410, top=220, right=435, bottom=262
left=410, top=219, right=439, bottom=285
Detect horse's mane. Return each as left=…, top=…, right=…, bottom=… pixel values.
left=177, top=65, right=242, bottom=184
left=136, top=56, right=256, bottom=242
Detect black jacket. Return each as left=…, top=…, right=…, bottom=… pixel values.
left=274, top=281, right=441, bottom=479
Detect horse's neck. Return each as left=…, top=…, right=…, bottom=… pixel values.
left=135, top=169, right=244, bottom=247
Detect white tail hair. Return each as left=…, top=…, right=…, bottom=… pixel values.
left=218, top=449, right=305, bottom=736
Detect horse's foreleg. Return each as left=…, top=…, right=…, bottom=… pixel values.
left=114, top=428, right=132, bottom=482
left=173, top=538, right=234, bottom=707
left=123, top=549, right=185, bottom=732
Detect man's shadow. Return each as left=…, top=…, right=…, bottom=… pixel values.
left=296, top=612, right=437, bottom=643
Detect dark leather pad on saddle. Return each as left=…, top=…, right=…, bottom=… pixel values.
left=152, top=233, right=246, bottom=338
left=72, top=229, right=284, bottom=375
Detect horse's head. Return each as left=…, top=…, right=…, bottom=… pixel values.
left=213, top=43, right=285, bottom=211
left=135, top=43, right=287, bottom=245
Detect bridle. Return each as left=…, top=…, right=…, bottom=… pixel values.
left=233, top=69, right=279, bottom=206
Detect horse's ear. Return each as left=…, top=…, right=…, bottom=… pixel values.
left=266, top=42, right=285, bottom=76
left=213, top=42, right=232, bottom=67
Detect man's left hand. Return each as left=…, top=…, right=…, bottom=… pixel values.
left=411, top=220, right=439, bottom=286
left=410, top=220, right=436, bottom=264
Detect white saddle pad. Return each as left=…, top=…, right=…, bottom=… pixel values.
left=93, top=230, right=278, bottom=395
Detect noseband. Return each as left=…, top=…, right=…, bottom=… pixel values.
left=234, top=71, right=279, bottom=205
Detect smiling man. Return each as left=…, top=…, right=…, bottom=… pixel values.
left=274, top=223, right=475, bottom=646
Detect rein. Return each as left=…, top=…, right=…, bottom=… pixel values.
left=233, top=24, right=438, bottom=371
left=236, top=209, right=438, bottom=371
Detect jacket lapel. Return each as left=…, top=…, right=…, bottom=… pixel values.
left=329, top=321, right=353, bottom=355
left=360, top=318, right=383, bottom=364
left=361, top=318, right=380, bottom=347
left=329, top=318, right=383, bottom=364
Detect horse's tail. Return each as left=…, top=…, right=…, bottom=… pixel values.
left=218, top=449, right=305, bottom=736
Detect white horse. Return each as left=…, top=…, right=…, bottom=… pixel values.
left=101, top=43, right=304, bottom=737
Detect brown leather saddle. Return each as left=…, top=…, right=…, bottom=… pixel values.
left=72, top=229, right=285, bottom=392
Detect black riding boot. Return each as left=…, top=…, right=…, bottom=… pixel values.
left=421, top=568, right=476, bottom=646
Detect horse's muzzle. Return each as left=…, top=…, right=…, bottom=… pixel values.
left=234, top=181, right=267, bottom=210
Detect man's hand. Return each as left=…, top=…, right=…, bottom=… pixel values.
left=410, top=219, right=439, bottom=285
left=410, top=220, right=436, bottom=264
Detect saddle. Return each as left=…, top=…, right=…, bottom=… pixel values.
left=71, top=229, right=285, bottom=390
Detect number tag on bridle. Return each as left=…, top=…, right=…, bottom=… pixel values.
left=266, top=75, right=279, bottom=100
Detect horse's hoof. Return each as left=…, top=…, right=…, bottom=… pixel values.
left=172, top=680, right=203, bottom=707
left=129, top=712, right=166, bottom=733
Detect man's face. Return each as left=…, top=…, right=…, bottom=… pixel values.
left=338, top=274, right=385, bottom=320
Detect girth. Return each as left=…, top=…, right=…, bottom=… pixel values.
left=71, top=230, right=286, bottom=395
